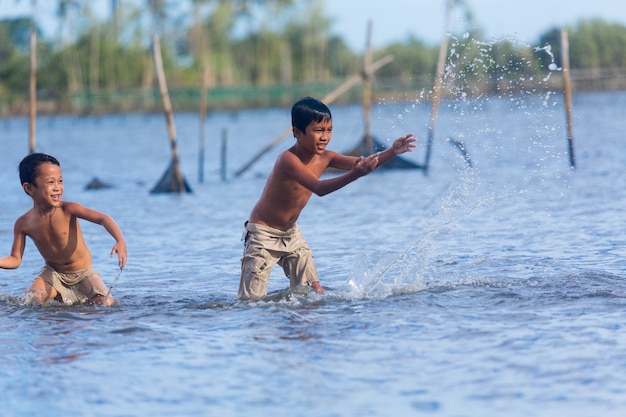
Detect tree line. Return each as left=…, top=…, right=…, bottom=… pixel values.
left=1, top=0, right=626, bottom=114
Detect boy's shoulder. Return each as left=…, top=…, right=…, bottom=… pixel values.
left=60, top=200, right=85, bottom=212
left=280, top=147, right=338, bottom=162
left=15, top=209, right=33, bottom=224
left=14, top=208, right=37, bottom=234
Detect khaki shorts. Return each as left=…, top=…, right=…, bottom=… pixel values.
left=238, top=222, right=319, bottom=300
left=38, top=264, right=108, bottom=305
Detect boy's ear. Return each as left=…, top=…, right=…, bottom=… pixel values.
left=22, top=182, right=33, bottom=196
left=292, top=127, right=302, bottom=138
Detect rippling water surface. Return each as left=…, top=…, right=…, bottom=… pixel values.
left=1, top=91, right=625, bottom=416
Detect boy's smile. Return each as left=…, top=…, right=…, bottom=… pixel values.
left=27, top=162, right=64, bottom=209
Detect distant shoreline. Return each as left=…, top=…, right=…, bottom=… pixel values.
left=2, top=70, right=625, bottom=117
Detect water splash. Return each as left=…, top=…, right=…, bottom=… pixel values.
left=346, top=169, right=494, bottom=300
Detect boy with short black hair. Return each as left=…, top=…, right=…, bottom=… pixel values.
left=238, top=97, right=416, bottom=300
left=0, top=153, right=127, bottom=305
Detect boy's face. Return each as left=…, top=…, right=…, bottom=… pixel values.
left=294, top=118, right=333, bottom=155
left=23, top=162, right=64, bottom=208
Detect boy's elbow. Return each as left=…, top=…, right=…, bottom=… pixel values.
left=0, top=257, right=21, bottom=269
left=313, top=186, right=332, bottom=197
left=308, top=183, right=326, bottom=197
left=315, top=189, right=329, bottom=197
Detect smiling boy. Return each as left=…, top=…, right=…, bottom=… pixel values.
left=0, top=153, right=127, bottom=305
left=238, top=97, right=417, bottom=300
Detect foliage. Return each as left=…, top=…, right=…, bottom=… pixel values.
left=1, top=1, right=625, bottom=113
left=539, top=19, right=626, bottom=70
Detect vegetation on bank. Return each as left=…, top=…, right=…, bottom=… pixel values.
left=1, top=0, right=626, bottom=115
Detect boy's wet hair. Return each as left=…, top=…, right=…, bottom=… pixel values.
left=19, top=153, right=60, bottom=186
left=291, top=97, right=332, bottom=133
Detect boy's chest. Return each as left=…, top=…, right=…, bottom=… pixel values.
left=26, top=213, right=73, bottom=246
left=303, top=156, right=329, bottom=177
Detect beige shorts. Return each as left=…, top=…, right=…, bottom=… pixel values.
left=38, top=264, right=108, bottom=305
left=238, top=222, right=319, bottom=300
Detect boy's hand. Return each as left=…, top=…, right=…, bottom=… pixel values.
left=392, top=133, right=417, bottom=155
left=352, top=155, right=378, bottom=176
left=111, top=241, right=127, bottom=270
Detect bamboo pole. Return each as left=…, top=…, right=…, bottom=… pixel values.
left=363, top=21, right=373, bottom=155
left=560, top=29, right=576, bottom=169
left=195, top=4, right=207, bottom=183
left=424, top=0, right=454, bottom=175
left=220, top=127, right=227, bottom=182
left=233, top=54, right=394, bottom=178
left=198, top=68, right=208, bottom=183
left=150, top=34, right=191, bottom=193
left=28, top=30, right=36, bottom=154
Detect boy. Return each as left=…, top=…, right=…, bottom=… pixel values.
left=0, top=153, right=127, bottom=305
left=238, top=97, right=416, bottom=300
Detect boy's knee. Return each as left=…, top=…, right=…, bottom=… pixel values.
left=23, top=287, right=48, bottom=304
left=24, top=277, right=56, bottom=304
left=239, top=257, right=271, bottom=300
left=239, top=272, right=269, bottom=300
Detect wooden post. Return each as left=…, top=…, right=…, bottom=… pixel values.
left=424, top=0, right=454, bottom=175
left=363, top=21, right=373, bottom=155
left=196, top=4, right=208, bottom=184
left=560, top=29, right=576, bottom=169
left=220, top=127, right=227, bottom=182
left=233, top=54, right=394, bottom=177
left=150, top=34, right=192, bottom=193
left=29, top=30, right=36, bottom=154
left=198, top=68, right=208, bottom=183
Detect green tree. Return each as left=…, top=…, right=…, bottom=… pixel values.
left=539, top=19, right=626, bottom=70
left=376, top=36, right=437, bottom=82
left=0, top=18, right=36, bottom=95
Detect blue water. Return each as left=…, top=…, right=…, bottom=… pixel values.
left=1, top=90, right=625, bottom=416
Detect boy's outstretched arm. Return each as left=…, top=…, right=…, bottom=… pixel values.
left=64, top=202, right=127, bottom=269
left=283, top=151, right=378, bottom=197
left=0, top=220, right=26, bottom=269
left=374, top=133, right=417, bottom=166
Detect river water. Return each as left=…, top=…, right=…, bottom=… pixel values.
left=1, top=90, right=625, bottom=416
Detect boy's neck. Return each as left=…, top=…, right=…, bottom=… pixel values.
left=290, top=144, right=316, bottom=162
left=33, top=201, right=59, bottom=217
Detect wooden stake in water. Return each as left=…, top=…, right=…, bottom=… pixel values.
left=103, top=269, right=123, bottom=306
left=424, top=0, right=454, bottom=175
left=150, top=34, right=192, bottom=193
left=220, top=127, right=227, bottom=182
left=198, top=68, right=207, bottom=184
left=560, top=28, right=576, bottom=169
left=362, top=21, right=374, bottom=156
left=29, top=29, right=36, bottom=154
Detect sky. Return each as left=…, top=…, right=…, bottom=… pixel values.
left=1, top=0, right=625, bottom=50
left=325, top=0, right=626, bottom=50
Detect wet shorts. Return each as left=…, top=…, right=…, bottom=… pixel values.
left=238, top=222, right=319, bottom=300
left=38, top=264, right=108, bottom=305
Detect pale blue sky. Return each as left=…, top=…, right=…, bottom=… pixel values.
left=326, top=0, right=626, bottom=49
left=1, top=0, right=625, bottom=49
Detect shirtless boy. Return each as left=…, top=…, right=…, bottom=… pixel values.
left=0, top=153, right=127, bottom=305
left=238, top=97, right=417, bottom=300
